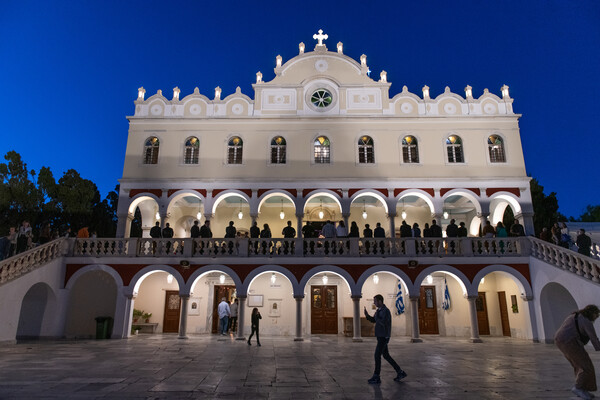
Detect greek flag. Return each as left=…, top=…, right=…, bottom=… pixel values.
left=395, top=280, right=405, bottom=315
left=442, top=278, right=451, bottom=311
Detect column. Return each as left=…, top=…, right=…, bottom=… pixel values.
left=478, top=213, right=489, bottom=236
left=295, top=214, right=304, bottom=256
left=296, top=214, right=303, bottom=239
left=236, top=296, right=247, bottom=340
left=178, top=295, right=189, bottom=339
left=342, top=213, right=351, bottom=233
left=294, top=295, right=304, bottom=341
left=124, top=294, right=136, bottom=338
left=352, top=295, right=362, bottom=342
left=387, top=211, right=397, bottom=238
left=409, top=296, right=422, bottom=343
left=522, top=295, right=540, bottom=343
left=116, top=213, right=131, bottom=238
left=111, top=292, right=131, bottom=339
left=467, top=295, right=483, bottom=343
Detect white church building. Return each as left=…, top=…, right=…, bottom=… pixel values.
left=1, top=31, right=598, bottom=345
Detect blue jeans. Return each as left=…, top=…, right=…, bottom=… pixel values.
left=374, top=337, right=400, bottom=375
left=219, top=316, right=229, bottom=334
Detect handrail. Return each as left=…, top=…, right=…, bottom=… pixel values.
left=0, top=238, right=67, bottom=285
left=528, top=237, right=600, bottom=283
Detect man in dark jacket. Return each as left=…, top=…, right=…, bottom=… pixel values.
left=150, top=222, right=162, bottom=238
left=364, top=294, right=407, bottom=384
left=190, top=220, right=200, bottom=238
left=446, top=219, right=458, bottom=237
left=457, top=222, right=468, bottom=237
left=199, top=221, right=212, bottom=238
left=576, top=229, right=592, bottom=257
left=162, top=223, right=173, bottom=238
left=430, top=220, right=442, bottom=237
left=399, top=221, right=412, bottom=238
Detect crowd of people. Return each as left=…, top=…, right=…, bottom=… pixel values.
left=539, top=222, right=593, bottom=257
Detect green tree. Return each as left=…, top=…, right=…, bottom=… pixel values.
left=530, top=178, right=560, bottom=236
left=578, top=205, right=600, bottom=222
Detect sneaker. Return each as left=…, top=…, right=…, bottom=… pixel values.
left=572, top=386, right=593, bottom=400
left=367, top=375, right=381, bottom=384
left=394, top=370, right=407, bottom=382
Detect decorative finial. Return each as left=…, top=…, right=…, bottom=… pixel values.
left=313, top=29, right=328, bottom=46
left=256, top=72, right=263, bottom=83
left=501, top=85, right=510, bottom=99
left=299, top=42, right=305, bottom=54
left=444, top=86, right=450, bottom=93
left=193, top=87, right=199, bottom=94
left=173, top=87, right=180, bottom=101
left=337, top=42, right=343, bottom=54
left=214, top=86, right=221, bottom=100
left=402, top=85, right=408, bottom=93
left=157, top=89, right=162, bottom=96
left=235, top=86, right=241, bottom=94
left=360, top=54, right=367, bottom=66
left=380, top=71, right=387, bottom=83
left=276, top=55, right=282, bottom=68
left=422, top=85, right=430, bottom=99
left=465, top=85, right=473, bottom=99
left=137, top=87, right=146, bottom=100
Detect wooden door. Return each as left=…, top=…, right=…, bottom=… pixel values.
left=211, top=285, right=236, bottom=333
left=497, top=291, right=511, bottom=337
left=476, top=292, right=490, bottom=335
left=311, top=285, right=338, bottom=334
left=163, top=290, right=181, bottom=333
left=418, top=286, right=439, bottom=334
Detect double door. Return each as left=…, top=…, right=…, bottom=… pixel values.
left=311, top=285, right=338, bottom=334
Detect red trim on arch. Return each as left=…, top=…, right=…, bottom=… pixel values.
left=194, top=189, right=207, bottom=197
left=167, top=189, right=181, bottom=197
left=487, top=187, right=521, bottom=197
left=212, top=189, right=252, bottom=198
left=129, top=189, right=162, bottom=198
left=212, top=189, right=225, bottom=197
left=257, top=189, right=298, bottom=198
left=394, top=188, right=434, bottom=197
left=440, top=188, right=481, bottom=197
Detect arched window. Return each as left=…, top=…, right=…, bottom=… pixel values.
left=358, top=136, right=375, bottom=164
left=314, top=136, right=330, bottom=164
left=488, top=135, right=506, bottom=163
left=402, top=136, right=419, bottom=163
left=143, top=137, right=159, bottom=164
left=446, top=135, right=464, bottom=163
left=270, top=136, right=286, bottom=164
left=184, top=137, right=199, bottom=164
left=227, top=137, right=243, bottom=164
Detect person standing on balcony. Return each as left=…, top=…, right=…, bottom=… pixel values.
left=482, top=221, right=495, bottom=238
left=150, top=222, right=161, bottom=238
left=430, top=220, right=442, bottom=237
left=348, top=221, right=360, bottom=238
left=412, top=223, right=421, bottom=238
left=199, top=220, right=212, bottom=238
left=554, top=304, right=600, bottom=400
left=225, top=221, right=236, bottom=238
left=422, top=223, right=431, bottom=237
left=446, top=219, right=458, bottom=237
left=399, top=221, right=412, bottom=238
left=217, top=297, right=231, bottom=336
left=282, top=221, right=296, bottom=254
left=190, top=220, right=200, bottom=238
left=457, top=222, right=468, bottom=237
left=510, top=219, right=525, bottom=237
left=364, top=294, right=407, bottom=384
left=576, top=229, right=592, bottom=257
left=336, top=220, right=347, bottom=238
left=363, top=224, right=373, bottom=238
left=250, top=221, right=260, bottom=238
left=16, top=221, right=32, bottom=253
left=374, top=222, right=386, bottom=253
left=162, top=223, right=173, bottom=238
left=322, top=220, right=336, bottom=238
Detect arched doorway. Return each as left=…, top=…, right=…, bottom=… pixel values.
left=540, top=282, right=578, bottom=343
left=134, top=271, right=181, bottom=333
left=17, top=283, right=57, bottom=340
left=166, top=194, right=204, bottom=238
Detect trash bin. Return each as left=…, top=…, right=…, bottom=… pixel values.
left=95, top=316, right=113, bottom=339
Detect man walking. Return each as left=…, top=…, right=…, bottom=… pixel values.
left=217, top=297, right=231, bottom=336
left=364, top=294, right=407, bottom=384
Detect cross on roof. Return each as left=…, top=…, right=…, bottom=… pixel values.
left=313, top=29, right=328, bottom=46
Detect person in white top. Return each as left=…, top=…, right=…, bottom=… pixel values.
left=217, top=298, right=231, bottom=336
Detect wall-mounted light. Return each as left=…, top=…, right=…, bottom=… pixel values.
left=427, top=275, right=433, bottom=284
left=219, top=274, right=225, bottom=284
left=167, top=274, right=173, bottom=284
left=443, top=211, right=449, bottom=220
left=322, top=273, right=328, bottom=285
left=271, top=273, right=276, bottom=284
left=373, top=273, right=379, bottom=285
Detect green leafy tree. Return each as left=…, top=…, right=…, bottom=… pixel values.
left=530, top=178, right=560, bottom=236
left=578, top=205, right=600, bottom=222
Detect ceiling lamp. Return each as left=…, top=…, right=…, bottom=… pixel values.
left=271, top=273, right=276, bottom=284
left=279, top=199, right=285, bottom=220
left=219, top=274, right=225, bottom=284
left=401, top=198, right=407, bottom=220
left=238, top=199, right=243, bottom=220
left=197, top=211, right=202, bottom=220
left=167, top=274, right=174, bottom=284
left=362, top=199, right=368, bottom=219
left=373, top=273, right=379, bottom=285
left=155, top=212, right=160, bottom=220
left=322, top=273, right=328, bottom=285
left=427, top=274, right=433, bottom=284
left=443, top=211, right=449, bottom=220
left=319, top=199, right=324, bottom=220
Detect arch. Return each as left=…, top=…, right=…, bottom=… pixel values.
left=167, top=190, right=205, bottom=204
left=143, top=136, right=160, bottom=164
left=442, top=189, right=483, bottom=215
left=357, top=135, right=375, bottom=164
left=488, top=193, right=523, bottom=221
left=128, top=194, right=160, bottom=215
left=414, top=265, right=469, bottom=296
left=183, top=136, right=200, bottom=164
left=313, top=135, right=331, bottom=164
left=445, top=134, right=464, bottom=163
left=539, top=282, right=578, bottom=343
left=298, top=265, right=355, bottom=296
left=396, top=189, right=435, bottom=214
left=401, top=135, right=420, bottom=163
left=471, top=265, right=533, bottom=298
left=186, top=265, right=243, bottom=295
left=242, top=265, right=300, bottom=297
left=211, top=190, right=251, bottom=215
left=355, top=265, right=414, bottom=297
left=349, top=190, right=389, bottom=214
left=303, top=190, right=342, bottom=214
left=128, top=265, right=186, bottom=296
left=257, top=191, right=296, bottom=214
left=270, top=136, right=287, bottom=164
left=65, top=264, right=124, bottom=290
left=17, top=282, right=57, bottom=339
left=487, top=133, right=506, bottom=163
left=227, top=136, right=243, bottom=164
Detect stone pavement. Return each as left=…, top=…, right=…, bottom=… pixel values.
left=0, top=334, right=596, bottom=399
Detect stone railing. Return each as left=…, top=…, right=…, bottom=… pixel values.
left=0, top=238, right=67, bottom=285
left=530, top=237, right=600, bottom=283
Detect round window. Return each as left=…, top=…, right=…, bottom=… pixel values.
left=310, top=89, right=333, bottom=108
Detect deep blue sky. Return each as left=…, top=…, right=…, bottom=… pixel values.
left=1, top=1, right=599, bottom=218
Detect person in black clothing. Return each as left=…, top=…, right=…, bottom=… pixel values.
left=190, top=220, right=200, bottom=238
left=446, top=219, right=458, bottom=237
left=260, top=223, right=272, bottom=254
left=457, top=222, right=468, bottom=237
left=250, top=221, right=260, bottom=238
left=363, top=224, right=373, bottom=238
left=374, top=223, right=385, bottom=238
left=349, top=221, right=360, bottom=238
left=576, top=229, right=592, bottom=257
left=199, top=220, right=212, bottom=238
left=430, top=220, right=442, bottom=237
left=302, top=221, right=315, bottom=239
left=150, top=222, right=162, bottom=238
left=422, top=223, right=431, bottom=238
left=282, top=221, right=296, bottom=254
left=225, top=221, right=236, bottom=238
left=162, top=223, right=173, bottom=238
left=247, top=307, right=262, bottom=346
left=399, top=221, right=412, bottom=238
left=510, top=219, right=525, bottom=237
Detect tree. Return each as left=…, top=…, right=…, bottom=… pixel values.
left=529, top=178, right=561, bottom=236
left=578, top=205, right=600, bottom=222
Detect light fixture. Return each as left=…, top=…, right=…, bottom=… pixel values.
left=319, top=199, right=324, bottom=220
left=197, top=211, right=202, bottom=220
left=443, top=211, right=449, bottom=220
left=480, top=277, right=485, bottom=285
left=401, top=198, right=407, bottom=220
left=427, top=275, right=433, bottom=284
left=155, top=212, right=160, bottom=220
left=373, top=273, right=379, bottom=285
left=280, top=199, right=285, bottom=220
left=362, top=199, right=368, bottom=220
left=219, top=274, right=225, bottom=284
left=238, top=199, right=243, bottom=220
left=271, top=273, right=276, bottom=284
left=322, top=273, right=328, bottom=285
left=167, top=274, right=173, bottom=284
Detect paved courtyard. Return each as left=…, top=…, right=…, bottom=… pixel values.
left=0, top=334, right=596, bottom=399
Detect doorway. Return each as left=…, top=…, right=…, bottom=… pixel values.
left=476, top=292, right=490, bottom=335
left=418, top=286, right=439, bottom=334
left=163, top=290, right=181, bottom=333
left=311, top=285, right=338, bottom=334
left=497, top=291, right=511, bottom=337
left=212, top=285, right=236, bottom=333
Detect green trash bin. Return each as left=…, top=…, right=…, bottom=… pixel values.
left=95, top=316, right=113, bottom=339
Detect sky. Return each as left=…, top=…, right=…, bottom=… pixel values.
left=1, top=1, right=599, bottom=218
